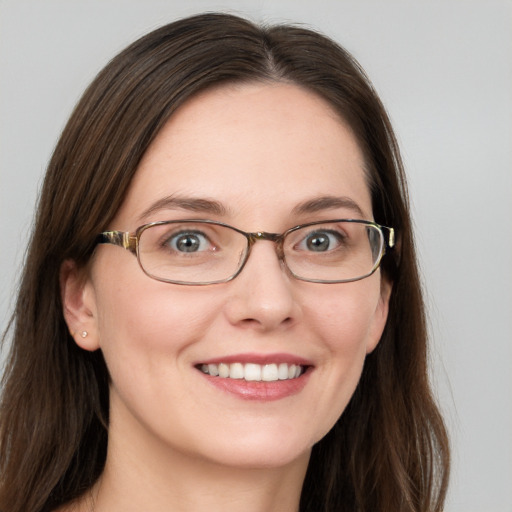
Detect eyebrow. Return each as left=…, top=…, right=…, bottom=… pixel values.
left=291, top=195, right=365, bottom=218
left=138, top=194, right=365, bottom=222
left=138, top=195, right=228, bottom=221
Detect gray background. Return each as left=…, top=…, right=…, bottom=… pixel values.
left=1, top=1, right=511, bottom=510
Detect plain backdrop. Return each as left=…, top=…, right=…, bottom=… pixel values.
left=1, top=1, right=511, bottom=511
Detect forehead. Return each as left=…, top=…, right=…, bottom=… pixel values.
left=115, top=82, right=371, bottom=228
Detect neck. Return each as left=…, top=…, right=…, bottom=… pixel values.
left=94, top=450, right=308, bottom=512
left=82, top=397, right=310, bottom=512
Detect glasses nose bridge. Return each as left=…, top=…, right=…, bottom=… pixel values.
left=246, top=231, right=286, bottom=260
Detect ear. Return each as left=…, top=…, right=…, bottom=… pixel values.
left=366, top=276, right=392, bottom=354
left=60, top=259, right=100, bottom=351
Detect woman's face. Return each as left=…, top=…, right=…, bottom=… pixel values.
left=70, top=83, right=390, bottom=470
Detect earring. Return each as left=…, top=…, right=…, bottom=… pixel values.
left=81, top=331, right=88, bottom=338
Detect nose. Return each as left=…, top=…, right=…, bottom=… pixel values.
left=223, top=241, right=301, bottom=331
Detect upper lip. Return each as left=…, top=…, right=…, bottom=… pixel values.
left=195, top=352, right=314, bottom=367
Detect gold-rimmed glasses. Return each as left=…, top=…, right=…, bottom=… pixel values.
left=96, top=219, right=395, bottom=285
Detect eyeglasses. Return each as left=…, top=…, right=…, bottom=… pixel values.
left=96, top=219, right=395, bottom=285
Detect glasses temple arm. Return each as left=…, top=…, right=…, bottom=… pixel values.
left=96, top=231, right=137, bottom=253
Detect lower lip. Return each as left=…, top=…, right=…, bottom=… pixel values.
left=199, top=369, right=312, bottom=401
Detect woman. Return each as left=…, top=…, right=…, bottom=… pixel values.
left=0, top=12, right=449, bottom=512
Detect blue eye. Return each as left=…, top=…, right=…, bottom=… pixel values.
left=302, top=230, right=343, bottom=252
left=167, top=231, right=210, bottom=253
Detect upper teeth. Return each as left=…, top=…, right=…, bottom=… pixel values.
left=200, top=362, right=303, bottom=381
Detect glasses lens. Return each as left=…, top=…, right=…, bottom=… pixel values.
left=283, top=221, right=384, bottom=282
left=137, top=221, right=248, bottom=284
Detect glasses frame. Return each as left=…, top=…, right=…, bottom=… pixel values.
left=96, top=219, right=395, bottom=285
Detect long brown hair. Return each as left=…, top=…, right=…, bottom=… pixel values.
left=0, top=13, right=449, bottom=512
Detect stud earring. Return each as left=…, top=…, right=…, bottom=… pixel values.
left=81, top=331, right=88, bottom=338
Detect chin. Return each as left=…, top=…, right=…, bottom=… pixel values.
left=178, top=425, right=318, bottom=471
left=202, top=443, right=312, bottom=471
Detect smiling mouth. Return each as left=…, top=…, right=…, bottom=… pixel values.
left=197, top=362, right=307, bottom=382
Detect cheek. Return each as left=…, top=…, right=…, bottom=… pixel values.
left=302, top=280, right=383, bottom=425
left=92, top=281, right=227, bottom=445
left=91, top=264, right=221, bottom=387
left=308, top=279, right=382, bottom=352
left=317, top=296, right=372, bottom=386
left=98, top=290, right=217, bottom=348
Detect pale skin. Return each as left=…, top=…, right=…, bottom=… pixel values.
left=60, top=82, right=391, bottom=512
